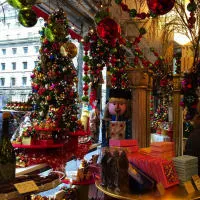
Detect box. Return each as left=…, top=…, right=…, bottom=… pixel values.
left=22, top=137, right=32, bottom=145
left=109, top=139, right=138, bottom=147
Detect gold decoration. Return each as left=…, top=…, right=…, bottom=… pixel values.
left=60, top=42, right=77, bottom=58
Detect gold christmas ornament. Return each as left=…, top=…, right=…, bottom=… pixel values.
left=60, top=42, right=77, bottom=58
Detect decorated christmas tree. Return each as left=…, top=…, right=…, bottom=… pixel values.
left=30, top=9, right=83, bottom=132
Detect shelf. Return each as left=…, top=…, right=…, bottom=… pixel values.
left=34, top=127, right=90, bottom=136
left=95, top=180, right=139, bottom=200
left=12, top=143, right=64, bottom=149
left=34, top=127, right=63, bottom=132
left=62, top=178, right=95, bottom=185
left=1, top=109, right=31, bottom=113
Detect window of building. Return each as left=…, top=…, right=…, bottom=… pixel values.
left=23, top=47, right=28, bottom=54
left=34, top=46, right=39, bottom=53
left=11, top=78, right=16, bottom=86
left=34, top=61, right=38, bottom=67
left=12, top=62, right=16, bottom=70
left=23, top=62, right=28, bottom=69
left=22, top=77, right=27, bottom=86
left=1, top=63, right=5, bottom=70
left=2, top=49, right=6, bottom=55
left=0, top=78, right=5, bottom=86
left=12, top=48, right=17, bottom=54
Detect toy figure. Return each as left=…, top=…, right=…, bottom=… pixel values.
left=102, top=88, right=132, bottom=146
left=118, top=151, right=129, bottom=193
left=113, top=150, right=120, bottom=194
left=100, top=149, right=111, bottom=187
left=107, top=152, right=116, bottom=191
left=89, top=100, right=100, bottom=143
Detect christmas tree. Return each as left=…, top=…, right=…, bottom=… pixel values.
left=30, top=9, right=82, bottom=132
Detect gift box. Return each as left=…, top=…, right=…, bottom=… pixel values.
left=150, top=142, right=174, bottom=152
left=128, top=152, right=179, bottom=188
left=109, top=139, right=138, bottom=147
left=22, top=137, right=33, bottom=145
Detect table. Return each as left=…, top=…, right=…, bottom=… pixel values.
left=95, top=180, right=200, bottom=200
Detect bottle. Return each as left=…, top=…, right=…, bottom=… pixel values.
left=0, top=111, right=16, bottom=183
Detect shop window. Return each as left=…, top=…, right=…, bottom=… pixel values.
left=12, top=62, right=16, bottom=70
left=0, top=78, right=5, bottom=86
left=22, top=77, right=27, bottom=86
left=2, top=49, right=6, bottom=55
left=11, top=78, right=16, bottom=86
left=23, top=47, right=28, bottom=54
left=12, top=48, right=17, bottom=54
left=1, top=63, right=5, bottom=70
left=23, top=62, right=27, bottom=69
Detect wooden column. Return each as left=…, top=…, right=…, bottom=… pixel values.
left=173, top=75, right=182, bottom=156
left=127, top=69, right=152, bottom=148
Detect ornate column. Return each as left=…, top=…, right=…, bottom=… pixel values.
left=173, top=75, right=182, bottom=156
left=127, top=69, right=152, bottom=148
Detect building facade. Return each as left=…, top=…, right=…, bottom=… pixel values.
left=0, top=4, right=44, bottom=108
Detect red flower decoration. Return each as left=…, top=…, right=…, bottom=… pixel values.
left=147, top=0, right=175, bottom=15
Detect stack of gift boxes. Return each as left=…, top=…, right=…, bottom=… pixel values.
left=110, top=140, right=180, bottom=189
left=150, top=142, right=175, bottom=160
left=173, top=155, right=198, bottom=185
left=129, top=153, right=179, bottom=188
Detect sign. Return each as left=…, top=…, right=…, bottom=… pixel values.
left=156, top=182, right=165, bottom=196
left=184, top=181, right=195, bottom=194
left=14, top=180, right=39, bottom=194
left=192, top=175, right=200, bottom=191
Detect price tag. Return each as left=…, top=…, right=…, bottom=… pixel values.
left=192, top=175, right=200, bottom=191
left=156, top=182, right=165, bottom=196
left=184, top=181, right=195, bottom=194
left=14, top=180, right=39, bottom=194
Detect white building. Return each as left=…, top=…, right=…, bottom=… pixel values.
left=0, top=3, right=44, bottom=107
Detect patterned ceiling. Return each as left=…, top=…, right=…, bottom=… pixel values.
left=40, top=0, right=102, bottom=34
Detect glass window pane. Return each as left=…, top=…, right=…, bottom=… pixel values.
left=23, top=62, right=27, bottom=69
left=22, top=77, right=27, bottom=86
left=12, top=48, right=17, bottom=54
left=23, top=47, right=28, bottom=54
left=1, top=63, right=5, bottom=70
left=12, top=62, right=16, bottom=70
left=2, top=49, right=6, bottom=55
left=11, top=78, right=15, bottom=86
left=0, top=78, right=5, bottom=86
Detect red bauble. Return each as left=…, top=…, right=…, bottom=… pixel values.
left=147, top=0, right=175, bottom=15
left=83, top=84, right=89, bottom=91
left=97, top=17, right=121, bottom=41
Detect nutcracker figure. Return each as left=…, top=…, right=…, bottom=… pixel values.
left=102, top=88, right=132, bottom=147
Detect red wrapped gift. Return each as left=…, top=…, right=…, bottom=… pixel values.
left=109, top=139, right=138, bottom=147
left=151, top=142, right=174, bottom=152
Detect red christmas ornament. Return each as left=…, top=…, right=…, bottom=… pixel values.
left=147, top=0, right=175, bottom=15
left=97, top=17, right=121, bottom=41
